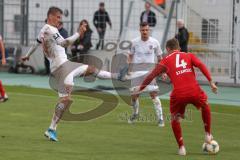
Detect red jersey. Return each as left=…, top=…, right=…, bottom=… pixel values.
left=140, top=50, right=212, bottom=97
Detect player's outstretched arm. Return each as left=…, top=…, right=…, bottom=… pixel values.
left=57, top=33, right=80, bottom=48
left=191, top=54, right=218, bottom=94
left=22, top=41, right=40, bottom=61
left=191, top=53, right=212, bottom=81
left=138, top=63, right=167, bottom=92
left=56, top=24, right=86, bottom=48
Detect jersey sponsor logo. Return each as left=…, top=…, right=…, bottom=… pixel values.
left=149, top=45, right=153, bottom=50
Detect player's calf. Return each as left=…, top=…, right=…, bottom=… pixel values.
left=46, top=97, right=73, bottom=141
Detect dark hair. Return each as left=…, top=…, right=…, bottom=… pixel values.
left=166, top=38, right=180, bottom=50
left=139, top=22, right=149, bottom=27
left=99, top=2, right=104, bottom=6
left=78, top=19, right=92, bottom=33
left=47, top=6, right=63, bottom=17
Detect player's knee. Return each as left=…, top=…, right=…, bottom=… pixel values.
left=201, top=104, right=210, bottom=112
left=152, top=96, right=161, bottom=105
left=59, top=95, right=71, bottom=103
left=171, top=114, right=182, bottom=122
left=149, top=92, right=157, bottom=99
left=131, top=95, right=139, bottom=102
left=58, top=97, right=73, bottom=110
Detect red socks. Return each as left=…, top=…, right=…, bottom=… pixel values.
left=171, top=119, right=184, bottom=148
left=201, top=105, right=211, bottom=134
left=0, top=80, right=5, bottom=97
left=171, top=105, right=211, bottom=148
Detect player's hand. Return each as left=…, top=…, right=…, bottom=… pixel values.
left=1, top=58, right=6, bottom=65
left=132, top=86, right=141, bottom=95
left=210, top=81, right=218, bottom=94
left=21, top=56, right=30, bottom=61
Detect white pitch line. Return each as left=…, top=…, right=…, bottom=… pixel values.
left=8, top=92, right=94, bottom=102
left=8, top=92, right=239, bottom=117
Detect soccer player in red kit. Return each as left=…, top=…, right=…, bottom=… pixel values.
left=0, top=34, right=8, bottom=102
left=135, top=38, right=218, bottom=155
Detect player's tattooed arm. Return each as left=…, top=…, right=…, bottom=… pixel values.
left=55, top=24, right=86, bottom=48
left=22, top=40, right=41, bottom=61
left=55, top=32, right=80, bottom=48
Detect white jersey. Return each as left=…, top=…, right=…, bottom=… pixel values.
left=37, top=24, right=68, bottom=72
left=129, top=37, right=162, bottom=64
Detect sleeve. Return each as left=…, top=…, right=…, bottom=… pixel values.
left=25, top=41, right=41, bottom=57
left=26, top=31, right=42, bottom=57
left=53, top=31, right=80, bottom=48
left=36, top=30, right=43, bottom=44
left=106, top=12, right=112, bottom=25
left=139, top=63, right=167, bottom=91
left=190, top=53, right=212, bottom=82
left=93, top=12, right=98, bottom=28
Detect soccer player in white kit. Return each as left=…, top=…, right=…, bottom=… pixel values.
left=127, top=22, right=165, bottom=127
left=22, top=7, right=118, bottom=141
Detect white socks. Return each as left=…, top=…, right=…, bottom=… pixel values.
left=132, top=99, right=140, bottom=115
left=97, top=70, right=112, bottom=79
left=49, top=114, right=58, bottom=130
left=152, top=96, right=164, bottom=121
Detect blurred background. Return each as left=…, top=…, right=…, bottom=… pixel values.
left=0, top=0, right=240, bottom=85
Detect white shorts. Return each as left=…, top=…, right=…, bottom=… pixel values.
left=50, top=61, right=88, bottom=97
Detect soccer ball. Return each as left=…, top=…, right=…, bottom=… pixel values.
left=202, top=140, right=219, bottom=154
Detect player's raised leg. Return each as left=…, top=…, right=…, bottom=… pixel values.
left=84, top=65, right=121, bottom=80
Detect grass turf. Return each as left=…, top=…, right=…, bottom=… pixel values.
left=0, top=85, right=239, bottom=160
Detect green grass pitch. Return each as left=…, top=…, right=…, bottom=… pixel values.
left=0, top=86, right=240, bottom=160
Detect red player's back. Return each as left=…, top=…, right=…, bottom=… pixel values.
left=161, top=50, right=201, bottom=97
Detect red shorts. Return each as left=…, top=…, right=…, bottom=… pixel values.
left=170, top=90, right=208, bottom=119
